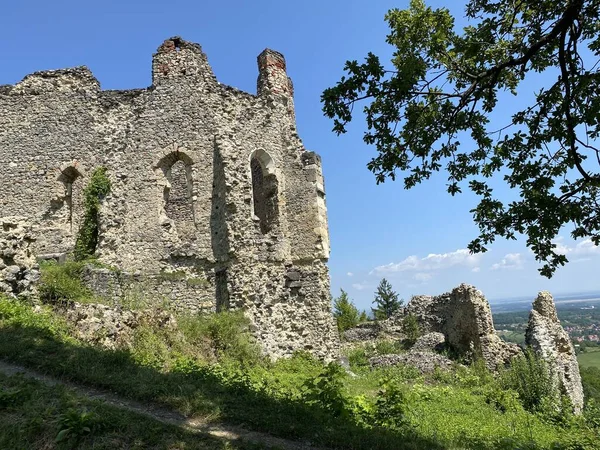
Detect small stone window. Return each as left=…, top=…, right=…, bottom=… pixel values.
left=57, top=166, right=82, bottom=229
left=250, top=150, right=278, bottom=234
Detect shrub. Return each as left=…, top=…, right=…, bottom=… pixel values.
left=401, top=313, right=421, bottom=346
left=37, top=260, right=94, bottom=305
left=303, top=362, right=349, bottom=417
left=55, top=408, right=99, bottom=445
left=178, top=310, right=262, bottom=365
left=500, top=348, right=556, bottom=412
left=373, top=377, right=410, bottom=429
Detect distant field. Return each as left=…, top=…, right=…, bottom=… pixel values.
left=578, top=349, right=600, bottom=368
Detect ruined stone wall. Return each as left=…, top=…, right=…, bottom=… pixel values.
left=0, top=37, right=339, bottom=359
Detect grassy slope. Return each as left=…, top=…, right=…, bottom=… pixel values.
left=0, top=297, right=597, bottom=450
left=0, top=372, right=259, bottom=449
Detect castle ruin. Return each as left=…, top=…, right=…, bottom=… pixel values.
left=0, top=37, right=339, bottom=359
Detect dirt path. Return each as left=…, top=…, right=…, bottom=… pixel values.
left=0, top=360, right=322, bottom=450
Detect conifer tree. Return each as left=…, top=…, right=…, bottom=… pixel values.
left=372, top=278, right=402, bottom=320
left=332, top=289, right=361, bottom=332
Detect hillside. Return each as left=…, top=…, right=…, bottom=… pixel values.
left=0, top=262, right=599, bottom=449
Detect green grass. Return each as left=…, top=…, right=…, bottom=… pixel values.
left=0, top=371, right=260, bottom=449
left=578, top=349, right=600, bottom=368
left=0, top=296, right=598, bottom=449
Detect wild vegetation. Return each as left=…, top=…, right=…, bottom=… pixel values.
left=0, top=261, right=599, bottom=449
left=74, top=167, right=111, bottom=261
left=0, top=371, right=257, bottom=449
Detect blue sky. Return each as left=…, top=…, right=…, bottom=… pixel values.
left=2, top=0, right=599, bottom=312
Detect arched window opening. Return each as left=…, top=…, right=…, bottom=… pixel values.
left=57, top=166, right=82, bottom=230
left=156, top=150, right=196, bottom=238
left=165, top=159, right=194, bottom=226
left=250, top=151, right=278, bottom=234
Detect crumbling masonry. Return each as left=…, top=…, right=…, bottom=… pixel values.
left=0, top=37, right=339, bottom=359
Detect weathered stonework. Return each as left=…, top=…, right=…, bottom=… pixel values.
left=525, top=292, right=584, bottom=413
left=0, top=217, right=40, bottom=298
left=407, top=284, right=522, bottom=370
left=0, top=37, right=338, bottom=359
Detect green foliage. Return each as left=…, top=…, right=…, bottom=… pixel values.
left=581, top=366, right=600, bottom=403
left=303, top=362, right=349, bottom=417
left=372, top=278, right=402, bottom=320
left=74, top=167, right=111, bottom=261
left=0, top=373, right=254, bottom=449
left=374, top=339, right=404, bottom=355
left=401, top=313, right=421, bottom=346
left=1, top=295, right=599, bottom=449
left=322, top=0, right=600, bottom=277
left=500, top=348, right=556, bottom=412
left=55, top=408, right=98, bottom=444
left=332, top=289, right=361, bottom=332
left=177, top=310, right=262, bottom=365
left=373, top=378, right=409, bottom=429
left=37, top=260, right=94, bottom=305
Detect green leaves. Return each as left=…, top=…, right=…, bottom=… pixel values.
left=74, top=167, right=111, bottom=261
left=323, top=0, right=600, bottom=277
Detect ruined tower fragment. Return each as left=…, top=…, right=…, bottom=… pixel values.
left=525, top=292, right=584, bottom=413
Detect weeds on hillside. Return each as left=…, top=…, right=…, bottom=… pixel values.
left=0, top=372, right=256, bottom=449
left=0, top=296, right=599, bottom=449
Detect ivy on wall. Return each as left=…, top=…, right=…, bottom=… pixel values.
left=74, top=167, right=111, bottom=261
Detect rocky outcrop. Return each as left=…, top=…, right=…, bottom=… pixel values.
left=369, top=351, right=454, bottom=374
left=62, top=302, right=177, bottom=350
left=0, top=217, right=39, bottom=298
left=407, top=284, right=521, bottom=370
left=525, top=292, right=584, bottom=413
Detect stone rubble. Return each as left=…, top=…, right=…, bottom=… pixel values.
left=369, top=351, right=454, bottom=374
left=63, top=301, right=177, bottom=350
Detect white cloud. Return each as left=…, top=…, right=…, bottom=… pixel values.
left=371, top=248, right=481, bottom=275
left=552, top=237, right=600, bottom=257
left=414, top=272, right=432, bottom=282
left=346, top=272, right=354, bottom=277
left=491, top=253, right=524, bottom=270
left=472, top=267, right=481, bottom=273
left=352, top=282, right=370, bottom=291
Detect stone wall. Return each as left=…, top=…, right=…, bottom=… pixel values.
left=0, top=217, right=39, bottom=298
left=0, top=37, right=339, bottom=359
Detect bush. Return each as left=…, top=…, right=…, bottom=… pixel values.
left=373, top=377, right=410, bottom=429
left=178, top=310, right=262, bottom=365
left=401, top=314, right=421, bottom=346
left=500, top=348, right=556, bottom=412
left=37, top=261, right=94, bottom=305
left=303, top=362, right=348, bottom=417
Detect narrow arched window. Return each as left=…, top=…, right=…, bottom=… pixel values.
left=57, top=166, right=82, bottom=230
left=250, top=150, right=278, bottom=234
left=155, top=151, right=196, bottom=238
left=165, top=159, right=194, bottom=225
